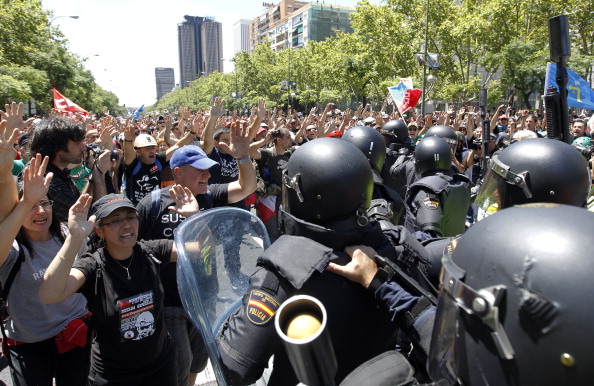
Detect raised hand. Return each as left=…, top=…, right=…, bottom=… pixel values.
left=210, top=97, right=225, bottom=118
left=218, top=120, right=249, bottom=159
left=1, top=102, right=35, bottom=132
left=123, top=120, right=136, bottom=142
left=180, top=106, right=193, bottom=121
left=0, top=120, right=20, bottom=175
left=168, top=184, right=199, bottom=217
left=68, top=194, right=95, bottom=240
left=255, top=98, right=266, bottom=120
left=21, top=154, right=53, bottom=205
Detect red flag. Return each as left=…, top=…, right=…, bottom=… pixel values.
left=400, top=89, right=423, bottom=113
left=53, top=88, right=88, bottom=115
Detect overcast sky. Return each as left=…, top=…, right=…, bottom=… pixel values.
left=41, top=0, right=372, bottom=108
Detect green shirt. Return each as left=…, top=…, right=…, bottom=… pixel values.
left=12, top=160, right=25, bottom=176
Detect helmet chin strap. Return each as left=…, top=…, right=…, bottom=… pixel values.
left=278, top=208, right=383, bottom=251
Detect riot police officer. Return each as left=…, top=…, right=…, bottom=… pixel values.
left=404, top=136, right=472, bottom=239
left=332, top=203, right=594, bottom=386
left=216, top=138, right=429, bottom=385
left=475, top=137, right=590, bottom=215
left=380, top=120, right=414, bottom=197
left=389, top=124, right=462, bottom=197
left=342, top=125, right=405, bottom=227
left=430, top=203, right=594, bottom=385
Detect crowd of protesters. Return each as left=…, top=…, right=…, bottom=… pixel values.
left=0, top=97, right=593, bottom=385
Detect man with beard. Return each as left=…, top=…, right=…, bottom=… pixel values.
left=29, top=116, right=111, bottom=221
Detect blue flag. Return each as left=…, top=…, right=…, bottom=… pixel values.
left=132, top=104, right=145, bottom=119
left=545, top=63, right=594, bottom=110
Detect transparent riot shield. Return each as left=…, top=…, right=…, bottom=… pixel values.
left=174, top=207, right=271, bottom=386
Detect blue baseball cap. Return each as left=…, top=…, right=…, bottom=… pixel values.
left=170, top=145, right=219, bottom=170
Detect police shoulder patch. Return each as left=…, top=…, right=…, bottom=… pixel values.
left=423, top=197, right=440, bottom=210
left=443, top=236, right=461, bottom=256
left=247, top=289, right=280, bottom=326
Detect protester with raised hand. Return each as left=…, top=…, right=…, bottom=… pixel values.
left=39, top=187, right=201, bottom=385
left=29, top=115, right=111, bottom=221
left=0, top=153, right=91, bottom=386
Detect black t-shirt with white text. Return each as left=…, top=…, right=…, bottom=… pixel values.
left=208, top=147, right=239, bottom=184
left=73, top=240, right=173, bottom=375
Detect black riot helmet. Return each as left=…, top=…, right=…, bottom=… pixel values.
left=414, top=136, right=452, bottom=176
left=380, top=120, right=410, bottom=145
left=476, top=138, right=590, bottom=213
left=341, top=126, right=386, bottom=182
left=430, top=204, right=594, bottom=385
left=424, top=125, right=458, bottom=152
left=281, top=138, right=373, bottom=224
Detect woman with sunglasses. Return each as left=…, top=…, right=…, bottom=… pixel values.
left=0, top=154, right=91, bottom=386
left=39, top=186, right=198, bottom=385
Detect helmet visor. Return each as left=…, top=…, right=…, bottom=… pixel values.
left=428, top=252, right=466, bottom=384
left=475, top=155, right=532, bottom=214
left=281, top=169, right=304, bottom=215
left=429, top=250, right=516, bottom=383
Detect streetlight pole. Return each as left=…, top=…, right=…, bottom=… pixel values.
left=420, top=0, right=430, bottom=117
left=48, top=15, right=79, bottom=28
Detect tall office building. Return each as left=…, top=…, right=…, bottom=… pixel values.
left=178, top=15, right=223, bottom=88
left=155, top=67, right=175, bottom=100
left=233, top=19, right=251, bottom=55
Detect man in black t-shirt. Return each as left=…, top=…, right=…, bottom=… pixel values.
left=136, top=121, right=257, bottom=386
left=122, top=121, right=195, bottom=206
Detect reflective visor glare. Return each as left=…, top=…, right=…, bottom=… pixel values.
left=428, top=286, right=460, bottom=384
left=475, top=168, right=502, bottom=215
left=281, top=171, right=291, bottom=213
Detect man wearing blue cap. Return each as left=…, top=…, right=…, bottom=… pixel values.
left=135, top=120, right=256, bottom=386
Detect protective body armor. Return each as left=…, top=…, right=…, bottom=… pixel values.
left=381, top=144, right=413, bottom=197
left=404, top=173, right=472, bottom=238
left=217, top=220, right=400, bottom=385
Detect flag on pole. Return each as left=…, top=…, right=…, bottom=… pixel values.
left=388, top=79, right=422, bottom=113
left=400, top=89, right=423, bottom=113
left=545, top=63, right=594, bottom=110
left=53, top=88, right=88, bottom=114
left=132, top=105, right=145, bottom=119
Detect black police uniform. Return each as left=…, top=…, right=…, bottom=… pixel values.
left=382, top=144, right=413, bottom=198
left=369, top=182, right=405, bottom=228
left=217, top=218, right=403, bottom=385
left=404, top=172, right=472, bottom=238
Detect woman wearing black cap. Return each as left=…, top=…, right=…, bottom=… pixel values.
left=39, top=188, right=199, bottom=386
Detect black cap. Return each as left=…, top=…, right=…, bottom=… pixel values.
left=91, top=194, right=136, bottom=219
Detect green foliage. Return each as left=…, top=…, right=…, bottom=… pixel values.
left=0, top=0, right=123, bottom=115
left=36, top=0, right=589, bottom=114
left=0, top=75, right=31, bottom=103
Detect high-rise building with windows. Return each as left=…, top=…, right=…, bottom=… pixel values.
left=178, top=15, right=222, bottom=88
left=233, top=19, right=251, bottom=54
left=249, top=0, right=354, bottom=53
left=155, top=67, right=175, bottom=100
